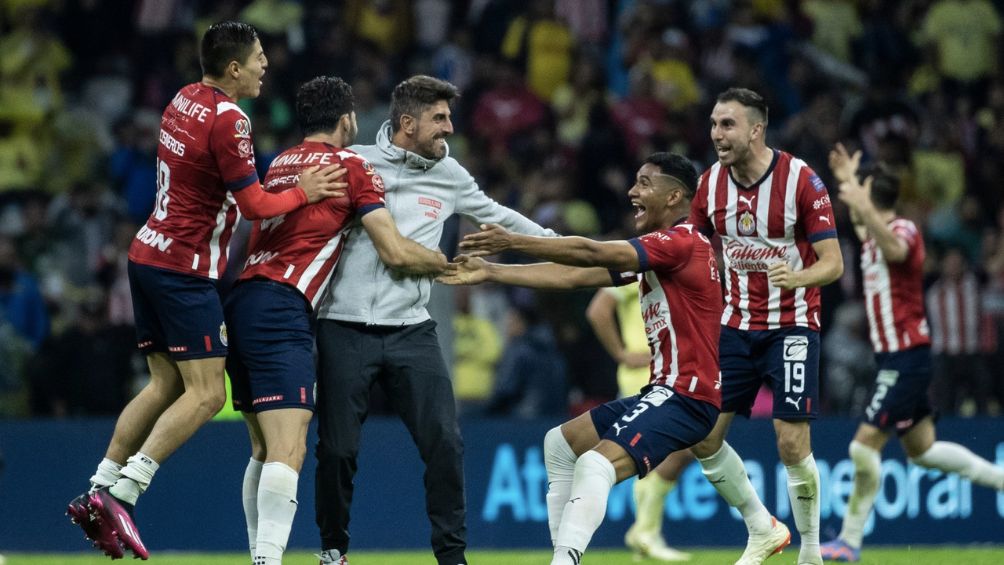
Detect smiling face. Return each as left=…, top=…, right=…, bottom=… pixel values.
left=410, top=100, right=453, bottom=159
left=710, top=100, right=761, bottom=168
left=628, top=163, right=679, bottom=233
left=234, top=38, right=268, bottom=99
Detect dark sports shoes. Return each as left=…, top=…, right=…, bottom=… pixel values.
left=67, top=492, right=124, bottom=559
left=88, top=488, right=149, bottom=560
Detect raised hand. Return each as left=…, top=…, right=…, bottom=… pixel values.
left=435, top=255, right=490, bottom=285
left=299, top=164, right=348, bottom=203
left=828, top=142, right=861, bottom=184
left=457, top=224, right=513, bottom=257
left=837, top=175, right=873, bottom=213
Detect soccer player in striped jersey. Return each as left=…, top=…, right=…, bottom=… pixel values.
left=819, top=145, right=1004, bottom=562
left=687, top=88, right=844, bottom=565
left=448, top=153, right=722, bottom=565
left=225, top=76, right=449, bottom=565
left=67, top=22, right=347, bottom=560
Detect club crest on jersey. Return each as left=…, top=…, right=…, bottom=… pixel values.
left=219, top=322, right=228, bottom=347
left=371, top=173, right=385, bottom=192
left=234, top=118, right=251, bottom=138
left=238, top=139, right=252, bottom=158
left=738, top=210, right=756, bottom=235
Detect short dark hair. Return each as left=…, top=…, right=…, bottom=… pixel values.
left=200, top=21, right=259, bottom=78
left=296, top=76, right=355, bottom=137
left=862, top=162, right=900, bottom=211
left=645, top=152, right=699, bottom=200
left=389, top=75, right=459, bottom=132
left=717, top=87, right=769, bottom=124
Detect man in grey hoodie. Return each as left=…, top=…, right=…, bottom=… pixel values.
left=313, top=75, right=557, bottom=565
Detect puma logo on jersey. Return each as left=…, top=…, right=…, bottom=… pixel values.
left=738, top=194, right=756, bottom=208
left=136, top=225, right=173, bottom=252
left=785, top=396, right=803, bottom=410
left=261, top=214, right=287, bottom=232
left=245, top=250, right=279, bottom=266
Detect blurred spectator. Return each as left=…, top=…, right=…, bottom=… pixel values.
left=917, top=0, right=1001, bottom=97
left=452, top=287, right=503, bottom=412
left=0, top=235, right=49, bottom=402
left=822, top=302, right=875, bottom=415
left=27, top=287, right=136, bottom=417
left=109, top=111, right=159, bottom=225
left=501, top=0, right=574, bottom=101
left=926, top=248, right=995, bottom=415
left=487, top=303, right=567, bottom=419
left=470, top=61, right=548, bottom=157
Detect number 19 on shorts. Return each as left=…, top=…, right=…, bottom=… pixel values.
left=783, top=335, right=809, bottom=394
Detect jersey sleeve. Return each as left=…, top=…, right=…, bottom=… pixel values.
left=892, top=220, right=924, bottom=267
left=687, top=172, right=714, bottom=237
left=630, top=228, right=695, bottom=273
left=346, top=156, right=386, bottom=216
left=211, top=108, right=259, bottom=192
left=797, top=166, right=838, bottom=243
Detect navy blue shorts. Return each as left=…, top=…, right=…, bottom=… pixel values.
left=720, top=326, right=820, bottom=420
left=128, top=261, right=227, bottom=360
left=590, top=385, right=718, bottom=478
left=225, top=279, right=316, bottom=413
left=864, top=346, right=933, bottom=434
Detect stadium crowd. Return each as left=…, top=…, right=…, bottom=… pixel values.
left=1, top=0, right=1003, bottom=420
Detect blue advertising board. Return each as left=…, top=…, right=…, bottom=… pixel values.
left=0, top=417, right=1001, bottom=552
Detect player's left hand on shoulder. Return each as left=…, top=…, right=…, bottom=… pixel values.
left=458, top=223, right=511, bottom=257
left=767, top=261, right=800, bottom=289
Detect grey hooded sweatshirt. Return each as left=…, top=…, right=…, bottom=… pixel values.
left=314, top=121, right=556, bottom=325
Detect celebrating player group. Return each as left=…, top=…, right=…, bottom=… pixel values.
left=65, top=18, right=1004, bottom=565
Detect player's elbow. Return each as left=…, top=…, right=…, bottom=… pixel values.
left=377, top=247, right=409, bottom=270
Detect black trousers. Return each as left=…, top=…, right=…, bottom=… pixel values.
left=315, top=319, right=467, bottom=564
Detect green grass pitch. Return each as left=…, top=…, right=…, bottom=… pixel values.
left=6, top=547, right=1004, bottom=564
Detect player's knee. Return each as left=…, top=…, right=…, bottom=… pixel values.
left=196, top=388, right=227, bottom=419
left=776, top=434, right=808, bottom=464
left=544, top=426, right=576, bottom=469
left=691, top=434, right=723, bottom=459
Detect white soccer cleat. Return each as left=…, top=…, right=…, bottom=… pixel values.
left=625, top=527, right=691, bottom=562
left=734, top=516, right=791, bottom=565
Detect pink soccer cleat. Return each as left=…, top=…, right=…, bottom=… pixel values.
left=88, top=489, right=149, bottom=560
left=67, top=492, right=124, bottom=559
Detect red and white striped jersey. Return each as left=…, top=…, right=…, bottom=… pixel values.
left=689, top=150, right=837, bottom=331
left=861, top=218, right=930, bottom=352
left=612, top=222, right=724, bottom=408
left=129, top=83, right=259, bottom=279
left=238, top=142, right=385, bottom=308
left=926, top=272, right=990, bottom=355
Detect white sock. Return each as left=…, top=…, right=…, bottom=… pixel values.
left=254, top=462, right=299, bottom=562
left=786, top=453, right=821, bottom=563
left=243, top=458, right=264, bottom=556
left=554, top=450, right=617, bottom=555
left=544, top=426, right=577, bottom=546
left=698, top=442, right=772, bottom=534
left=112, top=452, right=159, bottom=505
left=633, top=473, right=674, bottom=534
left=911, top=441, right=1004, bottom=491
left=839, top=441, right=881, bottom=549
left=90, top=458, right=123, bottom=491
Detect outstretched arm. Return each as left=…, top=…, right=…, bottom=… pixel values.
left=235, top=165, right=347, bottom=220
left=362, top=208, right=449, bottom=275
left=437, top=256, right=613, bottom=290
left=459, top=224, right=641, bottom=271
